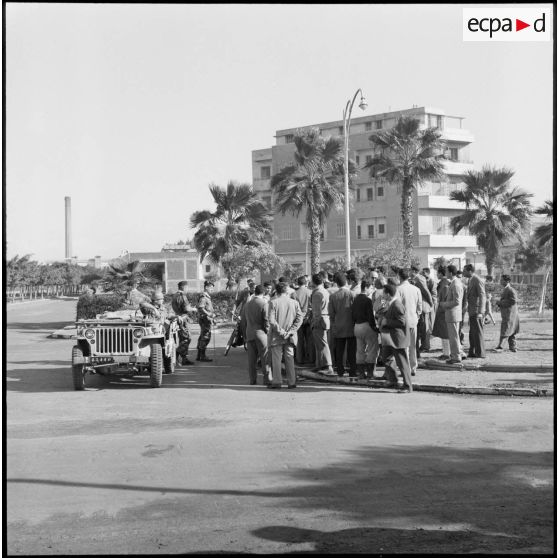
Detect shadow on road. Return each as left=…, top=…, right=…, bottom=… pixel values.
left=8, top=445, right=554, bottom=553
left=7, top=321, right=72, bottom=332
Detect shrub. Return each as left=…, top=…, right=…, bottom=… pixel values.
left=76, top=293, right=126, bottom=320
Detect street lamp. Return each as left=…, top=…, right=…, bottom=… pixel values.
left=343, top=89, right=367, bottom=267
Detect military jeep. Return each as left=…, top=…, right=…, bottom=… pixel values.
left=71, top=311, right=178, bottom=390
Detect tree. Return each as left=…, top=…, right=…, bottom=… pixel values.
left=533, top=199, right=553, bottom=248
left=189, top=181, right=272, bottom=279
left=365, top=116, right=446, bottom=251
left=449, top=166, right=533, bottom=276
left=104, top=259, right=157, bottom=293
left=271, top=127, right=354, bottom=273
left=431, top=256, right=450, bottom=269
left=515, top=238, right=546, bottom=274
left=220, top=245, right=287, bottom=287
left=350, top=238, right=420, bottom=274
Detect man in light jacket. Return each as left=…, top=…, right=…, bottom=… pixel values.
left=463, top=263, right=486, bottom=359
left=439, top=265, right=465, bottom=364
left=267, top=282, right=304, bottom=389
left=310, top=273, right=334, bottom=375
left=397, top=268, right=422, bottom=376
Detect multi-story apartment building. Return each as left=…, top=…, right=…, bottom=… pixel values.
left=252, top=106, right=478, bottom=272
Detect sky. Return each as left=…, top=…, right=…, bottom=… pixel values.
left=5, top=3, right=554, bottom=263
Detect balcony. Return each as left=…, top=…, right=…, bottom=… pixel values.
left=443, top=160, right=474, bottom=176
left=418, top=195, right=463, bottom=210
left=441, top=127, right=475, bottom=144
left=418, top=234, right=478, bottom=248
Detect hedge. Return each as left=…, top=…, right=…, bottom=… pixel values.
left=76, top=293, right=126, bottom=320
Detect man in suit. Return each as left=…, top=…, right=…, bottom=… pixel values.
left=328, top=271, right=357, bottom=377
left=292, top=275, right=314, bottom=366
left=463, top=263, right=486, bottom=358
left=245, top=284, right=271, bottom=385
left=396, top=268, right=422, bottom=376
left=420, top=267, right=437, bottom=352
left=409, top=266, right=433, bottom=358
left=439, top=265, right=464, bottom=364
left=267, top=282, right=304, bottom=389
left=378, top=283, right=413, bottom=392
left=310, top=273, right=334, bottom=375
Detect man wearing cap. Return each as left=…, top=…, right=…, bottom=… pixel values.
left=171, top=280, right=197, bottom=366
left=196, top=280, right=216, bottom=362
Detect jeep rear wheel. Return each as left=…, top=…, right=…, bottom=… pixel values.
left=150, top=344, right=163, bottom=387
left=72, top=346, right=86, bottom=391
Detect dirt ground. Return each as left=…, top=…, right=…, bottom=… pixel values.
left=6, top=299, right=555, bottom=554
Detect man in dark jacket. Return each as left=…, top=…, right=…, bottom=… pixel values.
left=292, top=275, right=314, bottom=366
left=171, top=281, right=197, bottom=365
left=245, top=284, right=270, bottom=385
left=378, top=283, right=413, bottom=392
left=409, top=266, right=433, bottom=358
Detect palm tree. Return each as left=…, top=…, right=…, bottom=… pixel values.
left=449, top=166, right=533, bottom=276
left=364, top=116, right=446, bottom=251
left=271, top=128, right=353, bottom=273
left=104, top=260, right=157, bottom=293
left=189, top=181, right=272, bottom=277
left=533, top=199, right=553, bottom=248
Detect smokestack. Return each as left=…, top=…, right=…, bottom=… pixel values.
left=65, top=196, right=72, bottom=259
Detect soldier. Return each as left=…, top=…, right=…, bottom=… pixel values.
left=196, top=280, right=216, bottom=362
left=139, top=290, right=168, bottom=321
left=171, top=281, right=197, bottom=366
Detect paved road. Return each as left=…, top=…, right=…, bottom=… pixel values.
left=6, top=300, right=555, bottom=554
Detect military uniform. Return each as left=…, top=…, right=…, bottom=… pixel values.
left=171, top=290, right=195, bottom=364
left=196, top=291, right=215, bottom=360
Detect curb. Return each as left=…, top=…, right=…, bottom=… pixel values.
left=296, top=369, right=553, bottom=397
left=422, top=359, right=554, bottom=373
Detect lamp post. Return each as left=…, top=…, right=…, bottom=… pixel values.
left=343, top=89, right=367, bottom=267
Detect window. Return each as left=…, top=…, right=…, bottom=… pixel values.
left=357, top=226, right=361, bottom=240
left=338, top=126, right=344, bottom=135
left=280, top=224, right=295, bottom=240
left=375, top=120, right=383, bottom=130
left=336, top=223, right=346, bottom=238
left=260, top=166, right=271, bottom=179
left=377, top=185, right=384, bottom=198
left=365, top=121, right=372, bottom=131
left=365, top=155, right=372, bottom=165
left=378, top=223, right=386, bottom=236
left=449, top=148, right=459, bottom=161
left=205, top=265, right=211, bottom=273
left=366, top=188, right=373, bottom=201
left=262, top=196, right=271, bottom=209
left=355, top=155, right=360, bottom=165
left=285, top=134, right=294, bottom=143
left=356, top=188, right=360, bottom=202
left=367, top=224, right=374, bottom=239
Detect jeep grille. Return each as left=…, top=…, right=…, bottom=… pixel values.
left=94, top=328, right=134, bottom=354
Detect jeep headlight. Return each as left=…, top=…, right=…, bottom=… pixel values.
left=133, top=328, right=145, bottom=338
left=84, top=329, right=95, bottom=340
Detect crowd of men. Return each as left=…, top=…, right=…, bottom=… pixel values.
left=231, top=264, right=521, bottom=393
left=135, top=262, right=521, bottom=393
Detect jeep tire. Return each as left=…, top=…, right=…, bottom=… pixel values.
left=72, top=345, right=86, bottom=391
left=150, top=343, right=163, bottom=387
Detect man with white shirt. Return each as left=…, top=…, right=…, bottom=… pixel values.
left=396, top=268, right=422, bottom=376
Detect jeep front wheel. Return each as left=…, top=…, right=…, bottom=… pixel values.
left=72, top=346, right=86, bottom=391
left=150, top=344, right=163, bottom=387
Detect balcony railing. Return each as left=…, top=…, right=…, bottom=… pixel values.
left=418, top=182, right=465, bottom=196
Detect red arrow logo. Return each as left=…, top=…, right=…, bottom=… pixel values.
left=516, top=19, right=530, bottom=31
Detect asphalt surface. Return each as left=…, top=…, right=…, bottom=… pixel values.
left=6, top=299, right=556, bottom=554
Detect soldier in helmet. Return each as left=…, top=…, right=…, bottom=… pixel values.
left=171, top=280, right=197, bottom=366
left=196, top=280, right=216, bottom=362
left=139, top=290, right=168, bottom=321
